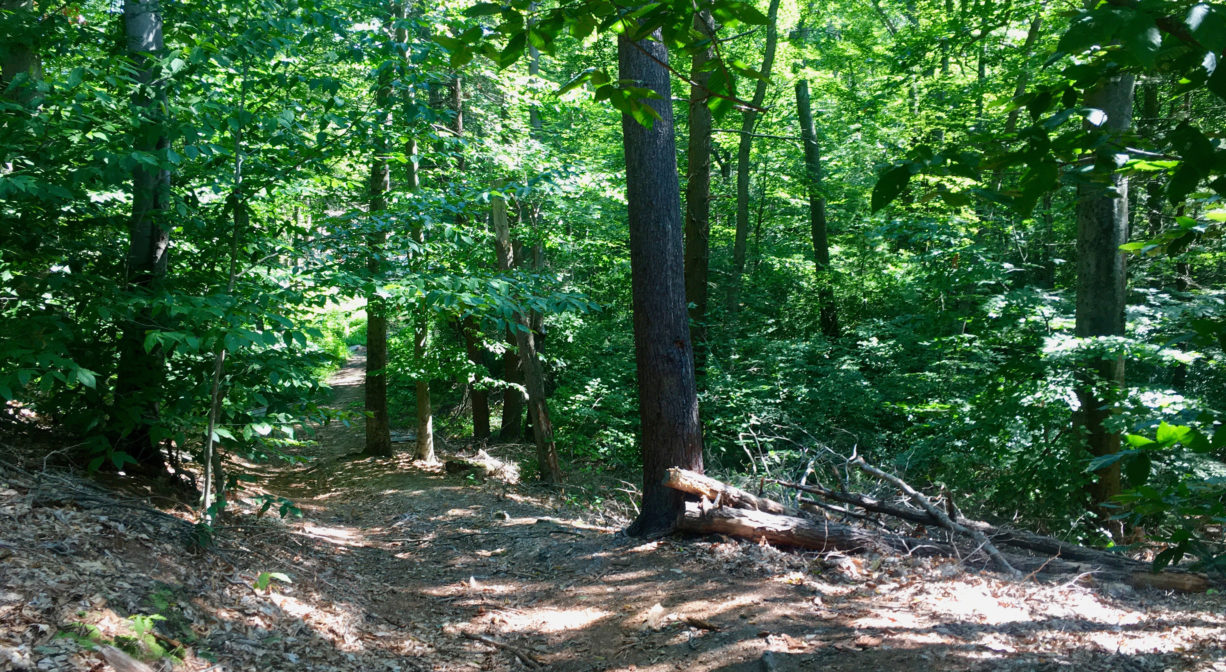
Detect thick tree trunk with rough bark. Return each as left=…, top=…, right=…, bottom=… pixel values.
left=619, top=30, right=704, bottom=536
left=795, top=80, right=839, bottom=339
left=684, top=11, right=715, bottom=376
left=1075, top=73, right=1135, bottom=521
left=112, top=0, right=171, bottom=476
left=727, top=0, right=782, bottom=314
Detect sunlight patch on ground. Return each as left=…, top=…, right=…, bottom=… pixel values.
left=298, top=523, right=365, bottom=547
left=926, top=581, right=1032, bottom=623
left=501, top=607, right=610, bottom=633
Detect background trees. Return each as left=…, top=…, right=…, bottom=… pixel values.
left=3, top=0, right=1225, bottom=566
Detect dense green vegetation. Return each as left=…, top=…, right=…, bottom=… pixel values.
left=3, top=0, right=1225, bottom=567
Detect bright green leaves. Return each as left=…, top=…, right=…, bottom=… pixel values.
left=870, top=147, right=981, bottom=212
left=434, top=0, right=771, bottom=124
left=1055, top=4, right=1160, bottom=69
left=557, top=66, right=663, bottom=126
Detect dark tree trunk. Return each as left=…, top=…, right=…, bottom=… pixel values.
left=112, top=0, right=171, bottom=476
left=499, top=327, right=525, bottom=441
left=460, top=317, right=491, bottom=439
left=726, top=0, right=782, bottom=314
left=795, top=80, right=839, bottom=339
left=1074, top=74, right=1135, bottom=524
left=1, top=0, right=42, bottom=108
left=684, top=11, right=715, bottom=377
left=619, top=30, right=704, bottom=537
left=363, top=2, right=401, bottom=458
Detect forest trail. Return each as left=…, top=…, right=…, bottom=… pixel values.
left=3, top=359, right=1226, bottom=672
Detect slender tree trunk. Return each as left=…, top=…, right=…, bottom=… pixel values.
left=684, top=11, right=715, bottom=378
left=1, top=0, right=42, bottom=108
left=499, top=324, right=525, bottom=441
left=112, top=0, right=171, bottom=476
left=445, top=76, right=490, bottom=440
left=407, top=8, right=435, bottom=463
left=1075, top=73, right=1135, bottom=526
left=795, top=80, right=839, bottom=339
left=363, top=3, right=400, bottom=458
left=619, top=29, right=704, bottom=536
left=460, top=317, right=491, bottom=439
left=726, top=0, right=782, bottom=314
left=490, top=187, right=562, bottom=482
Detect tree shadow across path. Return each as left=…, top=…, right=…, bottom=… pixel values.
left=228, top=357, right=1226, bottom=672
left=4, top=357, right=1224, bottom=672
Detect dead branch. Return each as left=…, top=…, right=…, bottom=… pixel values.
left=460, top=632, right=544, bottom=670
left=848, top=457, right=1021, bottom=577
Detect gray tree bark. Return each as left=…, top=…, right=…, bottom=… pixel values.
left=726, top=0, right=782, bottom=315
left=1, top=0, right=43, bottom=108
left=1075, top=73, right=1135, bottom=522
left=795, top=80, right=839, bottom=339
left=490, top=187, right=562, bottom=482
left=684, top=11, right=716, bottom=377
left=112, top=0, right=171, bottom=475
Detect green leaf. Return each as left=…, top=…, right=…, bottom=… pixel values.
left=871, top=164, right=913, bottom=212
left=1121, top=12, right=1161, bottom=69
left=464, top=3, right=502, bottom=16
left=557, top=67, right=597, bottom=96
left=1124, top=452, right=1151, bottom=485
left=1187, top=3, right=1226, bottom=53
left=1155, top=421, right=1190, bottom=445
left=1086, top=451, right=1131, bottom=472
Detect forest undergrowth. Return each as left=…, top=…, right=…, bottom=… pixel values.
left=1, top=358, right=1225, bottom=672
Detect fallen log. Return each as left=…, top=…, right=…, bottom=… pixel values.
left=664, top=467, right=797, bottom=515
left=776, top=480, right=1150, bottom=571
left=677, top=502, right=952, bottom=556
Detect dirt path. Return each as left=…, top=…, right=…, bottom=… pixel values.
left=3, top=360, right=1226, bottom=671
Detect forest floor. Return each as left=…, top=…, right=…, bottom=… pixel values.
left=3, top=358, right=1226, bottom=672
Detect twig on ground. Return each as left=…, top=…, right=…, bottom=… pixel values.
left=460, top=631, right=544, bottom=669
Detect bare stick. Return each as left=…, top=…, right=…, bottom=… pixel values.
left=461, top=632, right=544, bottom=670
left=849, top=457, right=1021, bottom=577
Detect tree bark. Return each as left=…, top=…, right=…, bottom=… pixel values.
left=1, top=0, right=43, bottom=108
left=1075, top=73, right=1135, bottom=522
left=460, top=317, right=491, bottom=439
left=684, top=11, right=716, bottom=377
left=795, top=80, right=839, bottom=339
left=726, top=0, right=782, bottom=314
left=619, top=29, right=704, bottom=536
left=490, top=186, right=562, bottom=482
left=363, top=2, right=401, bottom=458
left=678, top=503, right=943, bottom=555
left=112, top=0, right=171, bottom=476
left=664, top=468, right=797, bottom=516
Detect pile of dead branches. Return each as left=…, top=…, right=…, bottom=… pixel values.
left=664, top=460, right=1212, bottom=593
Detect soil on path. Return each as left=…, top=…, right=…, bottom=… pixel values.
left=3, top=358, right=1226, bottom=672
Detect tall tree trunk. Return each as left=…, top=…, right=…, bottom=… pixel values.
left=684, top=11, right=715, bottom=378
left=726, top=0, right=782, bottom=314
left=795, top=80, right=839, bottom=339
left=1075, top=73, right=1135, bottom=526
left=112, top=0, right=171, bottom=476
left=447, top=75, right=491, bottom=440
left=619, top=29, right=704, bottom=536
left=363, top=3, right=401, bottom=458
left=491, top=187, right=562, bottom=482
left=1, top=0, right=43, bottom=108
left=409, top=8, right=436, bottom=463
